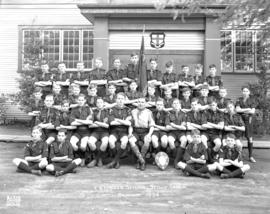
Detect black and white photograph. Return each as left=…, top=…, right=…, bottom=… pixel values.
left=0, top=0, right=270, bottom=213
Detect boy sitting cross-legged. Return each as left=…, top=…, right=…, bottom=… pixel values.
left=216, top=134, right=250, bottom=179
left=177, top=129, right=217, bottom=179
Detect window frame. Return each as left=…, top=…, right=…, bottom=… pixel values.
left=18, top=25, right=94, bottom=72
left=221, top=29, right=270, bottom=74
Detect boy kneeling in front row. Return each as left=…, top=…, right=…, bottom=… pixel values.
left=13, top=126, right=48, bottom=176
left=216, top=133, right=250, bottom=179
left=177, top=129, right=217, bottom=179
left=46, top=129, right=81, bottom=177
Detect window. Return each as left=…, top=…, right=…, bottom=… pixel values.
left=256, top=31, right=270, bottom=71
left=220, top=31, right=233, bottom=72
left=22, top=28, right=93, bottom=70
left=235, top=31, right=254, bottom=72
left=221, top=30, right=270, bottom=73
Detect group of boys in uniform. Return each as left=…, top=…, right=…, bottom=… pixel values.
left=13, top=53, right=255, bottom=179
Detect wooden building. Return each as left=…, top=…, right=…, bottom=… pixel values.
left=0, top=0, right=263, bottom=121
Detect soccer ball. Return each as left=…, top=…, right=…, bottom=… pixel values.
left=155, top=152, right=169, bottom=170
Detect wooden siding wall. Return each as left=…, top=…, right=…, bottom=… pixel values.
left=222, top=74, right=258, bottom=101
left=109, top=31, right=204, bottom=50
left=0, top=4, right=90, bottom=120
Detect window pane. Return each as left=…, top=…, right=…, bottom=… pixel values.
left=43, top=30, right=60, bottom=64
left=82, top=30, right=94, bottom=69
left=256, top=31, right=270, bottom=72
left=220, top=31, right=233, bottom=72
left=22, top=30, right=41, bottom=65
left=63, top=30, right=80, bottom=69
left=235, top=31, right=254, bottom=72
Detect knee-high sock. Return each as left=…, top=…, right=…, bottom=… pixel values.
left=228, top=168, right=243, bottom=178
left=207, top=148, right=213, bottom=163
left=62, top=162, right=77, bottom=174
left=153, top=146, right=160, bottom=154
left=141, top=144, right=149, bottom=158
left=197, top=165, right=209, bottom=173
left=18, top=162, right=31, bottom=173
left=131, top=145, right=145, bottom=164
left=184, top=165, right=204, bottom=177
left=30, top=163, right=40, bottom=170
left=115, top=148, right=125, bottom=163
left=174, top=147, right=185, bottom=164
left=221, top=167, right=232, bottom=174
left=94, top=150, right=101, bottom=161
left=248, top=141, right=253, bottom=157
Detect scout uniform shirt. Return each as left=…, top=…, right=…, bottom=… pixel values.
left=163, top=97, right=174, bottom=109
left=162, top=72, right=178, bottom=97
left=152, top=110, right=167, bottom=127
left=204, top=109, right=224, bottom=135
left=219, top=145, right=242, bottom=161
left=165, top=110, right=186, bottom=126
left=70, top=71, right=91, bottom=95
left=223, top=112, right=245, bottom=138
left=68, top=94, right=79, bottom=106
left=125, top=63, right=139, bottom=81
left=183, top=142, right=207, bottom=162
left=24, top=140, right=48, bottom=158
left=193, top=75, right=206, bottom=97
left=235, top=96, right=257, bottom=122
left=91, top=108, right=109, bottom=132
left=36, top=106, right=59, bottom=126
left=103, top=94, right=117, bottom=104
left=106, top=68, right=127, bottom=92
left=89, top=68, right=107, bottom=97
left=186, top=110, right=207, bottom=126
left=70, top=105, right=92, bottom=130
left=109, top=105, right=131, bottom=130
left=50, top=140, right=74, bottom=161
left=181, top=98, right=191, bottom=110
left=86, top=95, right=98, bottom=108
left=146, top=69, right=162, bottom=96
left=53, top=72, right=70, bottom=96
left=205, top=75, right=223, bottom=97
left=35, top=71, right=53, bottom=97
left=217, top=97, right=231, bottom=109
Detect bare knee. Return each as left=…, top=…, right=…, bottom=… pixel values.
left=180, top=136, right=187, bottom=148
left=120, top=136, right=128, bottom=149
left=109, top=135, right=117, bottom=149
left=39, top=158, right=48, bottom=169
left=13, top=158, right=23, bottom=166
left=241, top=164, right=250, bottom=173
left=73, top=158, right=82, bottom=165
left=80, top=137, right=89, bottom=151
left=177, top=161, right=186, bottom=170
left=46, top=164, right=55, bottom=172
left=100, top=137, right=109, bottom=151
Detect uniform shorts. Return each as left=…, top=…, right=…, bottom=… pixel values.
left=242, top=117, right=253, bottom=139
left=168, top=130, right=186, bottom=140
left=187, top=163, right=205, bottom=170
left=72, top=126, right=90, bottom=139
left=90, top=129, right=109, bottom=140
left=152, top=131, right=167, bottom=139
left=27, top=161, right=41, bottom=170
left=225, top=165, right=240, bottom=172
left=51, top=161, right=72, bottom=171
left=110, top=126, right=128, bottom=139
left=133, top=128, right=149, bottom=142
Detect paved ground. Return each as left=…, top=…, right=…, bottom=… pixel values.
left=0, top=142, right=269, bottom=214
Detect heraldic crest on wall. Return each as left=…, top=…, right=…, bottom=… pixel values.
left=150, top=32, right=166, bottom=49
